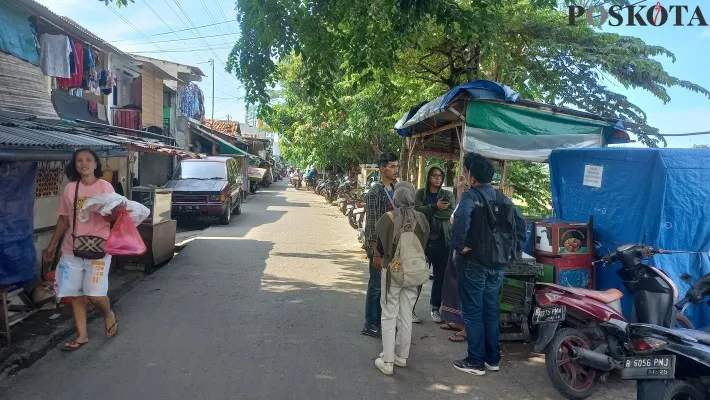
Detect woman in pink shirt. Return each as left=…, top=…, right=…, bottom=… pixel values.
left=43, top=149, right=120, bottom=351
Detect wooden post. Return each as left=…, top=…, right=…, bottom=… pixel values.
left=400, top=138, right=409, bottom=183
left=502, top=160, right=508, bottom=185
left=417, top=155, right=425, bottom=188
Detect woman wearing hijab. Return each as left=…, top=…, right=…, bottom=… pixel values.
left=374, top=182, right=430, bottom=375
left=415, top=166, right=455, bottom=323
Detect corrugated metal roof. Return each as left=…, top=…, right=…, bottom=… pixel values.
left=0, top=121, right=120, bottom=149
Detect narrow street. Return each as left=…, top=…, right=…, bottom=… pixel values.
left=0, top=182, right=633, bottom=400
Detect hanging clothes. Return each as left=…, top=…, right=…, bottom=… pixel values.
left=56, top=40, right=84, bottom=89
left=100, top=70, right=116, bottom=95
left=88, top=100, right=98, bottom=117
left=39, top=34, right=72, bottom=78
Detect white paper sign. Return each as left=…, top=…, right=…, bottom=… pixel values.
left=583, top=165, right=603, bottom=188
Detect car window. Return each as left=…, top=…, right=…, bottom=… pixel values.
left=174, top=161, right=227, bottom=179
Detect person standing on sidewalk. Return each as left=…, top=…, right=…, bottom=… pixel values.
left=415, top=167, right=454, bottom=323
left=361, top=152, right=398, bottom=338
left=374, top=182, right=429, bottom=375
left=42, top=148, right=120, bottom=351
left=450, top=153, right=526, bottom=376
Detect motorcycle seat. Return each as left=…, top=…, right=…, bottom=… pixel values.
left=541, top=283, right=623, bottom=304
left=676, top=328, right=710, bottom=346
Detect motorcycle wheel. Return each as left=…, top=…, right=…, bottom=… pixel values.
left=660, top=380, right=704, bottom=400
left=545, top=327, right=597, bottom=400
left=348, top=212, right=359, bottom=230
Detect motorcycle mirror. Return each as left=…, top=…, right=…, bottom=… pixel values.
left=681, top=273, right=694, bottom=284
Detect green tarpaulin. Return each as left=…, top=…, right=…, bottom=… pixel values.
left=464, top=101, right=608, bottom=162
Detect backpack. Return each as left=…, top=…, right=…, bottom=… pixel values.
left=467, top=188, right=517, bottom=268
left=389, top=217, right=429, bottom=288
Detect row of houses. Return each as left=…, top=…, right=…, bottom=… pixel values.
left=0, top=0, right=274, bottom=340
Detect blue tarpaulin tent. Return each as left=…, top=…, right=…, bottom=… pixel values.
left=549, top=148, right=710, bottom=327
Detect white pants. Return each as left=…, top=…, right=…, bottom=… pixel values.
left=380, top=272, right=419, bottom=363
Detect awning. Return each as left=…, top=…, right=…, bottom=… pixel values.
left=189, top=121, right=253, bottom=158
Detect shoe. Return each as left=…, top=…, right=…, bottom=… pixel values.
left=361, top=326, right=382, bottom=338
left=485, top=362, right=500, bottom=371
left=431, top=309, right=443, bottom=323
left=412, top=312, right=422, bottom=324
left=375, top=357, right=394, bottom=375
left=379, top=352, right=407, bottom=367
left=453, top=358, right=485, bottom=376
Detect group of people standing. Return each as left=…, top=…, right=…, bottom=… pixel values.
left=362, top=151, right=526, bottom=376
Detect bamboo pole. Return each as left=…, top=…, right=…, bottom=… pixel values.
left=417, top=155, right=425, bottom=188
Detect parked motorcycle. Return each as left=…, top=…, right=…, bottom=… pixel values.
left=533, top=244, right=691, bottom=399
left=291, top=176, right=302, bottom=190
left=624, top=273, right=710, bottom=400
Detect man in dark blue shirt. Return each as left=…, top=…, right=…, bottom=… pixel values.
left=450, top=153, right=526, bottom=376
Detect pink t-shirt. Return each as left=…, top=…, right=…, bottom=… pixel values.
left=58, top=179, right=115, bottom=255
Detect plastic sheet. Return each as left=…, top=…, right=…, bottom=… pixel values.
left=79, top=193, right=150, bottom=226
left=0, top=162, right=37, bottom=286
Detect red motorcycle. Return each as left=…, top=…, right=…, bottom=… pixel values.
left=533, top=244, right=691, bottom=399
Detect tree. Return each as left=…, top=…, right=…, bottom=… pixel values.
left=98, top=0, right=134, bottom=6
left=227, top=0, right=709, bottom=146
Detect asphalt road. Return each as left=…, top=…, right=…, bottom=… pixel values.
left=0, top=181, right=634, bottom=400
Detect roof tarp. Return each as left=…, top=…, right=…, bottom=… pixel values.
left=549, top=148, right=710, bottom=327
left=190, top=124, right=249, bottom=157
left=464, top=101, right=607, bottom=161
left=0, top=1, right=39, bottom=65
left=395, top=80, right=520, bottom=136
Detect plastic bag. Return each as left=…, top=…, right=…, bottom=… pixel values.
left=105, top=209, right=147, bottom=256
left=79, top=193, right=150, bottom=225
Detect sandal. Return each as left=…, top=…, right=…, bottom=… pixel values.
left=440, top=322, right=461, bottom=331
left=62, top=340, right=88, bottom=351
left=105, top=311, right=118, bottom=339
left=448, top=331, right=467, bottom=342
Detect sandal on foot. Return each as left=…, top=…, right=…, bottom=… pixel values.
left=105, top=312, right=118, bottom=339
left=440, top=322, right=460, bottom=331
left=62, top=340, right=88, bottom=351
left=448, top=331, right=467, bottom=342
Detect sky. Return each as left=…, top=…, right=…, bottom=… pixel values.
left=36, top=0, right=709, bottom=148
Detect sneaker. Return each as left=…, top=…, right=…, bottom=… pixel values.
left=453, top=358, right=485, bottom=376
left=485, top=362, right=500, bottom=371
left=431, top=309, right=443, bottom=323
left=412, top=312, right=422, bottom=324
left=375, top=357, right=394, bottom=375
left=379, top=352, right=407, bottom=367
left=361, top=326, right=381, bottom=338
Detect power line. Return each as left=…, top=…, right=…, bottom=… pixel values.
left=112, top=19, right=237, bottom=43
left=107, top=5, right=176, bottom=62
left=121, top=33, right=238, bottom=46
left=130, top=45, right=234, bottom=54
left=659, top=131, right=710, bottom=137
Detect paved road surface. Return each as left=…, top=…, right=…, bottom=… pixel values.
left=1, top=182, right=634, bottom=400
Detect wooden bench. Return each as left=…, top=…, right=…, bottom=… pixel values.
left=0, top=285, right=39, bottom=347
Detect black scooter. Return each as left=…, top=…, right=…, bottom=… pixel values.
left=624, top=273, right=710, bottom=400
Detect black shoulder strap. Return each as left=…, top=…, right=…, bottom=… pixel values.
left=71, top=181, right=79, bottom=239
left=471, top=187, right=497, bottom=232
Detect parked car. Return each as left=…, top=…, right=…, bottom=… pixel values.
left=165, top=156, right=243, bottom=225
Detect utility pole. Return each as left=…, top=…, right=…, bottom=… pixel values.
left=209, top=58, right=215, bottom=124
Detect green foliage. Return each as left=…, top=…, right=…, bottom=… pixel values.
left=506, top=161, right=552, bottom=217
left=99, top=0, right=134, bottom=6
left=228, top=0, right=709, bottom=212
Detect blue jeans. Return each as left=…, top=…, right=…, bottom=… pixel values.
left=458, top=260, right=504, bottom=368
left=364, top=257, right=382, bottom=328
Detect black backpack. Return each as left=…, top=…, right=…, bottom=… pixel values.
left=466, top=187, right=517, bottom=268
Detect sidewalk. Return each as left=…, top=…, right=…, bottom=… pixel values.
left=0, top=268, right=144, bottom=380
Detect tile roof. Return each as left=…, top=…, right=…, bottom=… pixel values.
left=204, top=120, right=239, bottom=136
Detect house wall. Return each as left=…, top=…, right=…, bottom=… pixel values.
left=139, top=153, right=174, bottom=186
left=141, top=67, right=164, bottom=128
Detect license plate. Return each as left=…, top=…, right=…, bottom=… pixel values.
left=622, top=355, right=675, bottom=380
left=532, top=306, right=565, bottom=324
left=179, top=205, right=200, bottom=212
